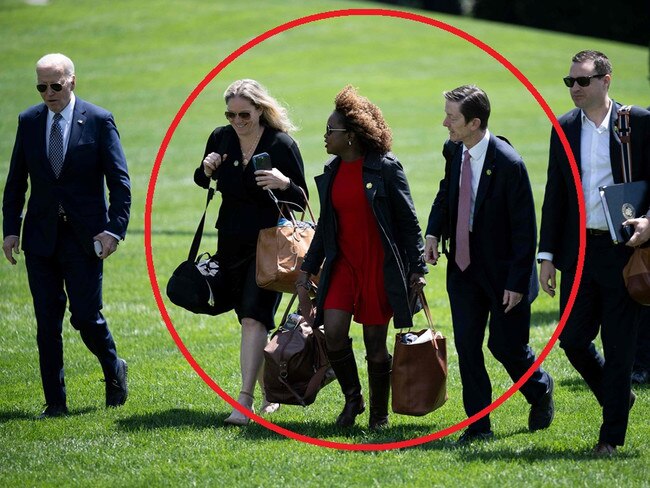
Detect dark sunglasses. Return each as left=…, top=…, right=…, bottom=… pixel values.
left=326, top=124, right=347, bottom=136
left=225, top=111, right=252, bottom=121
left=36, top=82, right=64, bottom=93
left=563, top=74, right=606, bottom=88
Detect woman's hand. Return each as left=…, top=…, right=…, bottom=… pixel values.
left=255, top=168, right=291, bottom=191
left=203, top=152, right=226, bottom=178
left=409, top=272, right=426, bottom=293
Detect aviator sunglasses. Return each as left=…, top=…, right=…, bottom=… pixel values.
left=326, top=124, right=347, bottom=136
left=563, top=74, right=606, bottom=88
left=225, top=111, right=252, bottom=121
left=36, top=82, right=65, bottom=93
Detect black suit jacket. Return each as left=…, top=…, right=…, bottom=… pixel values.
left=539, top=102, right=650, bottom=272
left=3, top=98, right=131, bottom=256
left=427, top=134, right=538, bottom=296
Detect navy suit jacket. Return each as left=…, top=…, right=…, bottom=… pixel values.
left=539, top=102, right=650, bottom=272
left=427, top=134, right=538, bottom=297
left=3, top=97, right=131, bottom=256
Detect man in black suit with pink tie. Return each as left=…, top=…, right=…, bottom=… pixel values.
left=425, top=85, right=554, bottom=444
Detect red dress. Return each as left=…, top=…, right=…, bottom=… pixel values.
left=323, top=158, right=393, bottom=324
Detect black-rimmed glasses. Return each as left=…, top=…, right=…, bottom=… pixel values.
left=326, top=124, right=347, bottom=136
left=225, top=111, right=252, bottom=121
left=563, top=74, right=606, bottom=88
left=36, top=82, right=64, bottom=93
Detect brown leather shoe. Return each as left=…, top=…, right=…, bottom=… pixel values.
left=593, top=442, right=616, bottom=456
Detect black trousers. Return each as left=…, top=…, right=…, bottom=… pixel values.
left=634, top=307, right=650, bottom=373
left=24, top=218, right=119, bottom=406
left=447, top=262, right=551, bottom=434
left=559, top=234, right=639, bottom=446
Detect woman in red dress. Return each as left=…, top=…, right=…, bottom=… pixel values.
left=298, top=86, right=427, bottom=429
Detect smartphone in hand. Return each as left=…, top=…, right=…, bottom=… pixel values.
left=93, top=240, right=103, bottom=257
left=251, top=152, right=272, bottom=171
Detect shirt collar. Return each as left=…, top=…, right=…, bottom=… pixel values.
left=464, top=129, right=490, bottom=161
left=580, top=100, right=612, bottom=132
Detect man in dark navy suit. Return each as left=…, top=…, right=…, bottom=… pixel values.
left=425, top=85, right=554, bottom=443
left=2, top=53, right=131, bottom=418
left=539, top=50, right=650, bottom=455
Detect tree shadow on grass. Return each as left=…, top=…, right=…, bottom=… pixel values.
left=0, top=406, right=96, bottom=423
left=239, top=419, right=460, bottom=447
left=116, top=408, right=222, bottom=431
left=455, top=444, right=642, bottom=461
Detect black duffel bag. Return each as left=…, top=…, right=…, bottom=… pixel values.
left=166, top=183, right=233, bottom=315
left=167, top=251, right=233, bottom=315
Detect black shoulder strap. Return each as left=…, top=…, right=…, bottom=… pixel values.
left=187, top=127, right=233, bottom=261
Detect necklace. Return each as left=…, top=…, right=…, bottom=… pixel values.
left=240, top=127, right=264, bottom=166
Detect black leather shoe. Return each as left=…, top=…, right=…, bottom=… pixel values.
left=529, top=376, right=554, bottom=432
left=105, top=358, right=128, bottom=407
left=457, top=429, right=494, bottom=444
left=593, top=442, right=616, bottom=456
left=38, top=404, right=68, bottom=419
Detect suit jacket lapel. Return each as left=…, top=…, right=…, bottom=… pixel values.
left=473, top=136, right=496, bottom=216
left=61, top=100, right=87, bottom=177
left=565, top=110, right=583, bottom=178
left=609, top=100, right=624, bottom=183
left=32, top=106, right=59, bottom=179
left=449, top=148, right=461, bottom=225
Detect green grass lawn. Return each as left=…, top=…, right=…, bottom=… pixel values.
left=1, top=0, right=648, bottom=486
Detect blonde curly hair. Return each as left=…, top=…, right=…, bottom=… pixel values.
left=334, top=85, right=392, bottom=154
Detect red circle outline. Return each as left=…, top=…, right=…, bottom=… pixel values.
left=145, top=8, right=585, bottom=451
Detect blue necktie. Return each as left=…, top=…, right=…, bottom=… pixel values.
left=49, top=113, right=64, bottom=178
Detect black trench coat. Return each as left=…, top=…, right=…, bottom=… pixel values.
left=301, top=151, right=427, bottom=328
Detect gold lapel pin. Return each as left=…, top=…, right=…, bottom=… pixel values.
left=486, top=169, right=492, bottom=176
left=366, top=182, right=373, bottom=189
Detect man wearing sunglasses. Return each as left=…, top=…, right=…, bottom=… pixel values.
left=539, top=50, right=650, bottom=455
left=2, top=53, right=131, bottom=418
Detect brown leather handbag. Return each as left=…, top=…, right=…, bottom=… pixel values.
left=256, top=188, right=320, bottom=294
left=623, top=246, right=650, bottom=305
left=263, top=293, right=334, bottom=406
left=391, top=292, right=448, bottom=416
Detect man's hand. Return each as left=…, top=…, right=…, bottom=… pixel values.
left=3, top=235, right=20, bottom=265
left=539, top=260, right=557, bottom=298
left=424, top=236, right=439, bottom=265
left=503, top=290, right=523, bottom=314
left=93, top=232, right=119, bottom=260
left=623, top=216, right=650, bottom=247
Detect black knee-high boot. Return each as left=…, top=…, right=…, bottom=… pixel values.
left=328, top=341, right=365, bottom=427
left=367, top=355, right=392, bottom=429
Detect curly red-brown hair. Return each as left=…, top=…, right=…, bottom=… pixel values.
left=334, top=85, right=392, bottom=154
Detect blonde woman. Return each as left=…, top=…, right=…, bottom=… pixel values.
left=194, top=79, right=308, bottom=425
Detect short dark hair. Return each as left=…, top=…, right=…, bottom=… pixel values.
left=443, top=85, right=490, bottom=130
left=572, top=50, right=612, bottom=75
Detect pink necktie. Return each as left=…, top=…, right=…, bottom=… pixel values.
left=455, top=150, right=471, bottom=271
